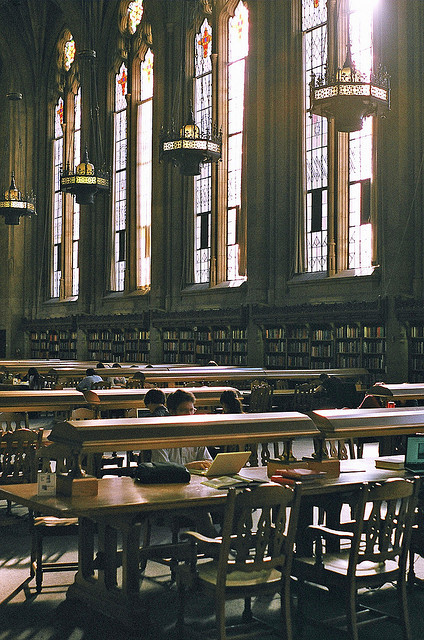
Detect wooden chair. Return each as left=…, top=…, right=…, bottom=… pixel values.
left=176, top=483, right=302, bottom=640
left=247, top=382, right=274, bottom=464
left=0, top=411, right=29, bottom=432
left=30, top=443, right=79, bottom=592
left=293, top=478, right=418, bottom=640
left=0, top=427, right=42, bottom=516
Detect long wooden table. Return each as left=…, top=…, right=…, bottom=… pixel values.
left=48, top=366, right=369, bottom=387
left=0, top=386, right=241, bottom=415
left=367, top=383, right=424, bottom=403
left=0, top=460, right=412, bottom=630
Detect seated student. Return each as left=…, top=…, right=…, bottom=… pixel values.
left=76, top=368, right=103, bottom=391
left=220, top=389, right=244, bottom=413
left=151, top=389, right=212, bottom=471
left=144, top=388, right=169, bottom=417
left=21, top=367, right=46, bottom=390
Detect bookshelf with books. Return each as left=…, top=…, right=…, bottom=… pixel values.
left=29, top=329, right=77, bottom=360
left=286, top=325, right=309, bottom=369
left=310, top=325, right=333, bottom=369
left=161, top=326, right=247, bottom=366
left=335, top=323, right=361, bottom=369
left=362, top=324, right=386, bottom=378
left=263, top=327, right=287, bottom=368
left=124, top=328, right=150, bottom=363
left=408, top=325, right=424, bottom=382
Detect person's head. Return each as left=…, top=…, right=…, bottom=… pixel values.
left=28, top=367, right=39, bottom=377
left=167, top=389, right=196, bottom=415
left=144, top=388, right=166, bottom=409
left=319, top=373, right=330, bottom=382
left=220, top=390, right=243, bottom=413
left=96, top=362, right=106, bottom=368
left=86, top=368, right=96, bottom=376
left=114, top=362, right=122, bottom=368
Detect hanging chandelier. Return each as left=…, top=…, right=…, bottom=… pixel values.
left=0, top=93, right=36, bottom=225
left=309, top=43, right=390, bottom=133
left=159, top=1, right=221, bottom=176
left=160, top=109, right=222, bottom=176
left=60, top=7, right=109, bottom=205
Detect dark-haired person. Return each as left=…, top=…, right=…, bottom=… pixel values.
left=144, top=388, right=169, bottom=417
left=151, top=389, right=212, bottom=471
left=220, top=389, right=243, bottom=413
left=21, top=367, right=46, bottom=390
left=76, top=368, right=103, bottom=391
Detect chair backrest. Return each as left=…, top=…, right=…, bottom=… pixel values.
left=350, top=478, right=417, bottom=570
left=249, top=382, right=272, bottom=413
left=82, top=389, right=101, bottom=406
left=0, top=428, right=42, bottom=483
left=92, top=380, right=111, bottom=389
left=293, top=382, right=316, bottom=411
left=0, top=411, right=29, bottom=432
left=216, top=483, right=302, bottom=584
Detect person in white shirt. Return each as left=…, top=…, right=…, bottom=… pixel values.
left=76, top=368, right=103, bottom=391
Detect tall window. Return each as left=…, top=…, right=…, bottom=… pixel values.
left=348, top=0, right=374, bottom=273
left=227, top=1, right=248, bottom=281
left=52, top=97, right=64, bottom=298
left=137, top=48, right=153, bottom=289
left=72, top=88, right=81, bottom=295
left=194, top=19, right=213, bottom=284
left=112, top=62, right=128, bottom=291
left=302, top=0, right=328, bottom=272
left=302, top=0, right=377, bottom=274
left=51, top=33, right=79, bottom=299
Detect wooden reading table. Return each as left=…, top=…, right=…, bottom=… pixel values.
left=0, top=386, right=241, bottom=415
left=0, top=460, right=413, bottom=630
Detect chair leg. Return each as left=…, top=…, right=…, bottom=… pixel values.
left=345, top=587, right=359, bottom=640
left=281, top=577, right=293, bottom=640
left=215, top=592, right=227, bottom=640
left=241, top=596, right=252, bottom=623
left=398, top=575, right=412, bottom=640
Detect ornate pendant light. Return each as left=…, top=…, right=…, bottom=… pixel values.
left=160, top=108, right=222, bottom=176
left=0, top=93, right=36, bottom=225
left=310, top=35, right=390, bottom=133
left=160, top=1, right=222, bottom=176
left=60, top=4, right=109, bottom=204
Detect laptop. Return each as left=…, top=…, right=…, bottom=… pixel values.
left=404, top=434, right=424, bottom=474
left=190, top=450, right=251, bottom=477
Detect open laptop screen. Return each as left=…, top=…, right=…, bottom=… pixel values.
left=405, top=434, right=424, bottom=471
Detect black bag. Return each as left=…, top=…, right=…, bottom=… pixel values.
left=134, top=461, right=191, bottom=484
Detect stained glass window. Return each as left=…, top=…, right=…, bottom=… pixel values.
left=64, top=36, right=76, bottom=71
left=128, top=0, right=143, bottom=35
left=194, top=18, right=212, bottom=283
left=113, top=62, right=128, bottom=291
left=72, top=88, right=81, bottom=296
left=227, top=1, right=248, bottom=281
left=302, top=0, right=328, bottom=272
left=137, top=48, right=153, bottom=289
left=52, top=97, right=63, bottom=298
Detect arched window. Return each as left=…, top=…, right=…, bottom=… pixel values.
left=51, top=32, right=79, bottom=299
left=226, top=0, right=248, bottom=281
left=137, top=48, right=153, bottom=289
left=194, top=18, right=213, bottom=284
left=112, top=62, right=128, bottom=291
left=52, top=97, right=64, bottom=298
left=302, top=0, right=378, bottom=275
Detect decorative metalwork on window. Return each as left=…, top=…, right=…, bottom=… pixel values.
left=113, top=62, right=128, bottom=291
left=137, top=48, right=153, bottom=289
left=53, top=97, right=63, bottom=297
left=303, top=0, right=328, bottom=272
left=227, top=1, right=248, bottom=282
left=64, top=36, right=76, bottom=71
left=128, top=0, right=143, bottom=35
left=194, top=18, right=212, bottom=283
left=72, top=88, right=81, bottom=296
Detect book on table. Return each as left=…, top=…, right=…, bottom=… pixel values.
left=374, top=455, right=405, bottom=470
